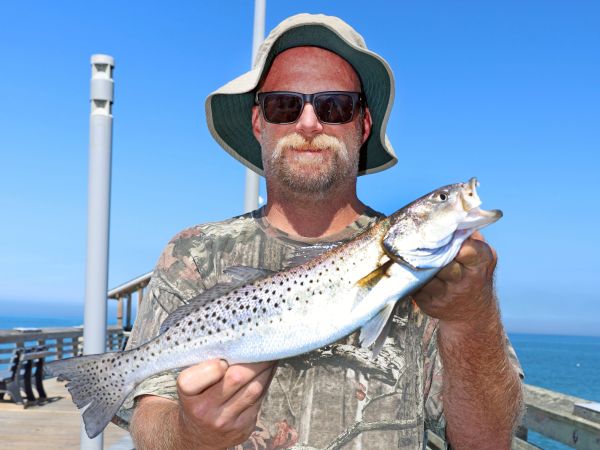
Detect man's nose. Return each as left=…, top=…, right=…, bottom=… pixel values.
left=295, top=103, right=324, bottom=138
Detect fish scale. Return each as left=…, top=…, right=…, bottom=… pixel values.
left=47, top=177, right=502, bottom=439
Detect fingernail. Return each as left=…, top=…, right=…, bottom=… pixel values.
left=219, top=359, right=229, bottom=371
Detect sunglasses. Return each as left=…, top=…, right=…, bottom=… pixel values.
left=255, top=91, right=365, bottom=125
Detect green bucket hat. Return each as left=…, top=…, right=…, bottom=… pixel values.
left=205, top=13, right=397, bottom=176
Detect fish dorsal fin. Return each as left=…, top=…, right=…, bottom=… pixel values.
left=223, top=266, right=275, bottom=283
left=359, top=302, right=396, bottom=357
left=285, top=242, right=343, bottom=267
left=159, top=266, right=274, bottom=334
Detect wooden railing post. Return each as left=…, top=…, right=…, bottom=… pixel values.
left=56, top=338, right=64, bottom=360
left=125, top=293, right=132, bottom=330
left=116, top=295, right=123, bottom=328
left=72, top=336, right=79, bottom=357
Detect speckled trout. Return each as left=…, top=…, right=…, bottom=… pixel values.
left=47, top=178, right=501, bottom=438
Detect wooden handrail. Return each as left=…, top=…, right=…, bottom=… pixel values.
left=0, top=326, right=124, bottom=366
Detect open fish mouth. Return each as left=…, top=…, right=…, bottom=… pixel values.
left=457, top=178, right=503, bottom=230
left=457, top=207, right=503, bottom=231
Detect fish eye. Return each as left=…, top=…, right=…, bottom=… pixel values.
left=439, top=192, right=448, bottom=201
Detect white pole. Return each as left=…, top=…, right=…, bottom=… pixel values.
left=244, top=0, right=266, bottom=212
left=81, top=54, right=114, bottom=450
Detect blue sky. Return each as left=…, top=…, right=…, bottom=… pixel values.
left=1, top=1, right=598, bottom=336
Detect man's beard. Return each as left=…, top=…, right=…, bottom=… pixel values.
left=261, top=131, right=362, bottom=195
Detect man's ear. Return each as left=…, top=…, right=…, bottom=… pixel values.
left=361, top=107, right=373, bottom=145
left=252, top=105, right=262, bottom=141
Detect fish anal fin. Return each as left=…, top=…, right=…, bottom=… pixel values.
left=359, top=302, right=396, bottom=356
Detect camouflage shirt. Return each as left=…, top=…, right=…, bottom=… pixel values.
left=116, top=207, right=521, bottom=450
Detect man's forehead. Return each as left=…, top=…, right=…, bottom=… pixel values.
left=262, top=46, right=361, bottom=92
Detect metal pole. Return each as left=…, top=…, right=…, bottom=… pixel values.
left=81, top=54, right=114, bottom=450
left=243, top=0, right=266, bottom=213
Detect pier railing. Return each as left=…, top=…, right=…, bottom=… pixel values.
left=0, top=325, right=124, bottom=366
left=107, top=271, right=151, bottom=330
left=425, top=383, right=600, bottom=449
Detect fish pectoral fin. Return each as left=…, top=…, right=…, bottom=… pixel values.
left=355, top=259, right=394, bottom=290
left=359, top=302, right=396, bottom=356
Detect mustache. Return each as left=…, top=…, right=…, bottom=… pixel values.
left=271, top=133, right=349, bottom=162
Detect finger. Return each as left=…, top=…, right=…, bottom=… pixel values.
left=217, top=362, right=275, bottom=403
left=220, top=363, right=275, bottom=420
left=470, top=230, right=486, bottom=242
left=178, top=359, right=229, bottom=397
left=413, top=276, right=446, bottom=301
left=436, top=261, right=463, bottom=283
left=455, top=236, right=498, bottom=268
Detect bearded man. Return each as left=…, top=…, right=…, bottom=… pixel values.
left=117, top=14, right=523, bottom=450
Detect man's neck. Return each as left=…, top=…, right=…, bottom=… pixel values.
left=263, top=184, right=367, bottom=239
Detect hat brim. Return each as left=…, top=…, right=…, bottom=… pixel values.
left=206, top=22, right=397, bottom=176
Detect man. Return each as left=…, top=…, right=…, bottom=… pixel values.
left=117, top=14, right=523, bottom=449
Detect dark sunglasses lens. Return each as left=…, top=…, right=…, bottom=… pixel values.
left=263, top=93, right=303, bottom=123
left=314, top=93, right=355, bottom=123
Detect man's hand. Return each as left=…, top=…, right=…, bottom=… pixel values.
left=176, top=359, right=277, bottom=450
left=131, top=360, right=276, bottom=450
left=411, top=231, right=523, bottom=449
left=412, top=231, right=497, bottom=325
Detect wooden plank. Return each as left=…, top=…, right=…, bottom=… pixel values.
left=512, top=437, right=542, bottom=449
left=524, top=384, right=600, bottom=449
left=574, top=402, right=600, bottom=424
left=0, top=377, right=129, bottom=449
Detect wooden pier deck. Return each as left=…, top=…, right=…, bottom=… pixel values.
left=0, top=377, right=131, bottom=449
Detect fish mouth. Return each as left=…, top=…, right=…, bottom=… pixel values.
left=457, top=178, right=503, bottom=230
left=457, top=207, right=503, bottom=231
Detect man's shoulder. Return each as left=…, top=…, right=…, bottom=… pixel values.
left=166, top=210, right=260, bottom=251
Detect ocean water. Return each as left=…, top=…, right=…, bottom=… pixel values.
left=1, top=310, right=598, bottom=449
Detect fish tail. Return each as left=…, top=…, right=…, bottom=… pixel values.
left=46, top=350, right=135, bottom=438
